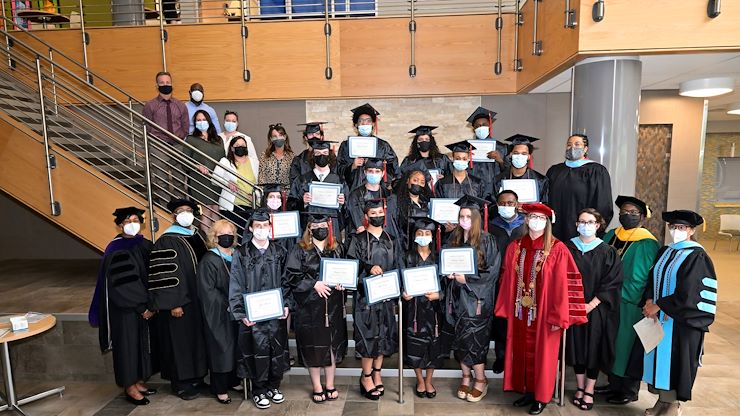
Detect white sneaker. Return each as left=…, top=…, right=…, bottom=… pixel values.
left=253, top=393, right=271, bottom=409
left=267, top=388, right=285, bottom=403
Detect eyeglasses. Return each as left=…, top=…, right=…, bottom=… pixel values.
left=576, top=220, right=597, bottom=226
left=619, top=210, right=642, bottom=216
left=527, top=214, right=548, bottom=221
left=668, top=224, right=692, bottom=231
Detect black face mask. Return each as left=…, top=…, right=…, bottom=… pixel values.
left=409, top=184, right=423, bottom=196
left=314, top=154, right=330, bottom=168
left=368, top=216, right=385, bottom=227
left=311, top=228, right=329, bottom=241
left=233, top=147, right=248, bottom=157
left=417, top=141, right=431, bottom=152
left=158, top=85, right=173, bottom=95
left=619, top=213, right=642, bottom=230
left=217, top=234, right=234, bottom=248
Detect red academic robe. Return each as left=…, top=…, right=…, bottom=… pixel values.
left=494, top=235, right=587, bottom=403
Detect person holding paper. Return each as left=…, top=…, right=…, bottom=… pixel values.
left=197, top=220, right=241, bottom=405
left=289, top=122, right=327, bottom=184
left=240, top=183, right=297, bottom=254
left=494, top=134, right=549, bottom=204
left=147, top=199, right=209, bottom=401
left=628, top=210, right=717, bottom=416
left=337, top=103, right=400, bottom=191
left=444, top=195, right=501, bottom=403
left=397, top=170, right=432, bottom=251
left=565, top=209, right=624, bottom=411
left=400, top=216, right=446, bottom=399
left=466, top=106, right=509, bottom=199
left=599, top=196, right=660, bottom=405
left=283, top=213, right=347, bottom=404
left=91, top=207, right=155, bottom=406
left=399, top=125, right=451, bottom=181
left=546, top=134, right=613, bottom=240
left=346, top=199, right=400, bottom=400
left=495, top=203, right=587, bottom=415
left=346, top=158, right=400, bottom=239
left=229, top=209, right=290, bottom=410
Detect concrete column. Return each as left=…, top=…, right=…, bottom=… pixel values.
left=112, top=0, right=145, bottom=26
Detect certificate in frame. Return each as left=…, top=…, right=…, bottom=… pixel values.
left=319, top=258, right=359, bottom=289
left=439, top=247, right=477, bottom=275
left=402, top=265, right=440, bottom=297
left=309, top=181, right=342, bottom=209
left=467, top=139, right=498, bottom=163
left=348, top=136, right=378, bottom=158
left=500, top=179, right=539, bottom=203
left=269, top=211, right=301, bottom=239
left=244, top=289, right=285, bottom=323
left=429, top=198, right=461, bottom=224
left=365, top=270, right=401, bottom=305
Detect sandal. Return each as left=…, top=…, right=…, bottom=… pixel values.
left=456, top=374, right=472, bottom=400
left=572, top=387, right=585, bottom=407
left=579, top=392, right=594, bottom=411
left=311, top=390, right=326, bottom=404
left=466, top=378, right=488, bottom=402
left=372, top=367, right=385, bottom=396
left=359, top=373, right=381, bottom=401
left=325, top=387, right=339, bottom=401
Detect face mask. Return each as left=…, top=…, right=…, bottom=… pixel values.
left=474, top=126, right=489, bottom=140
left=357, top=124, right=373, bottom=137
left=511, top=154, right=529, bottom=169
left=619, top=213, right=641, bottom=230
left=417, top=141, right=431, bottom=152
left=158, top=85, right=173, bottom=95
left=123, top=222, right=140, bottom=236
left=314, top=154, right=330, bottom=168
left=528, top=217, right=547, bottom=232
left=498, top=205, right=516, bottom=219
left=415, top=235, right=432, bottom=247
left=577, top=223, right=597, bottom=238
left=224, top=121, right=237, bottom=133
left=195, top=120, right=209, bottom=132
left=252, top=227, right=270, bottom=241
left=409, top=184, right=423, bottom=196
left=217, top=234, right=234, bottom=248
left=368, top=216, right=385, bottom=227
left=453, top=160, right=468, bottom=171
left=266, top=198, right=282, bottom=211
left=233, top=146, right=248, bottom=157
left=366, top=172, right=382, bottom=185
left=459, top=218, right=472, bottom=230
left=670, top=229, right=689, bottom=244
left=565, top=147, right=585, bottom=161
left=271, top=137, right=285, bottom=148
left=190, top=90, right=203, bottom=102
left=311, top=227, right=329, bottom=241
left=176, top=211, right=194, bottom=227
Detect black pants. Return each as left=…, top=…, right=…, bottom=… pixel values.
left=608, top=373, right=640, bottom=397
left=251, top=373, right=282, bottom=396
left=171, top=377, right=202, bottom=394
left=211, top=371, right=239, bottom=395
left=573, top=365, right=600, bottom=380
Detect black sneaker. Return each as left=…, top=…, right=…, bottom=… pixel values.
left=266, top=388, right=285, bottom=403
left=253, top=393, right=271, bottom=409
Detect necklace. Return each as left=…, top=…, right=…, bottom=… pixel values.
left=611, top=227, right=638, bottom=257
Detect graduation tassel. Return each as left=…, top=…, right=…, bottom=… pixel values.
left=325, top=300, right=329, bottom=328
left=270, top=214, right=275, bottom=241
left=413, top=299, right=418, bottom=334
left=429, top=181, right=435, bottom=197
left=328, top=219, right=334, bottom=247
left=529, top=154, right=533, bottom=170
left=383, top=198, right=387, bottom=227
left=280, top=190, right=287, bottom=212
left=383, top=160, right=387, bottom=183
left=488, top=113, right=493, bottom=138
left=476, top=299, right=482, bottom=316
left=468, top=145, right=473, bottom=169
left=484, top=203, right=489, bottom=232
left=434, top=315, right=439, bottom=338
left=436, top=226, right=442, bottom=252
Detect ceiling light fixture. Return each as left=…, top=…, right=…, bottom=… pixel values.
left=679, top=77, right=734, bottom=97
left=728, top=103, right=740, bottom=115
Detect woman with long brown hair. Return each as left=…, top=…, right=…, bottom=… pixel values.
left=444, top=195, right=501, bottom=403
left=184, top=110, right=224, bottom=233
left=258, top=123, right=295, bottom=188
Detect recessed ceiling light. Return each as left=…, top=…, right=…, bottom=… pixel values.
left=728, top=102, right=740, bottom=115
left=679, top=77, right=734, bottom=97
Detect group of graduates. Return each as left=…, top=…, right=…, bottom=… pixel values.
left=88, top=103, right=718, bottom=416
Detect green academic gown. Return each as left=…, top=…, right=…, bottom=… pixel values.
left=604, top=228, right=660, bottom=377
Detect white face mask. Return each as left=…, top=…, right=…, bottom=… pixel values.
left=266, top=198, right=282, bottom=211
left=123, top=222, right=141, bottom=236
left=357, top=124, right=373, bottom=137
left=252, top=227, right=270, bottom=241
left=176, top=211, right=195, bottom=227
left=577, top=223, right=597, bottom=238
left=511, top=154, right=529, bottom=169
left=498, top=205, right=516, bottom=219
left=414, top=235, right=432, bottom=247
left=474, top=126, right=489, bottom=140
left=528, top=217, right=547, bottom=232
left=224, top=121, right=237, bottom=133
left=190, top=90, right=203, bottom=102
left=669, top=229, right=689, bottom=244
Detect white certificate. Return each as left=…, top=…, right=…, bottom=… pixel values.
left=244, top=289, right=284, bottom=323
left=309, top=181, right=342, bottom=209
left=348, top=136, right=378, bottom=158
left=365, top=270, right=401, bottom=305
left=633, top=317, right=665, bottom=353
left=439, top=247, right=477, bottom=275
left=429, top=198, right=460, bottom=224
left=428, top=169, right=441, bottom=186
left=501, top=179, right=539, bottom=203
left=320, top=258, right=359, bottom=289
left=269, top=211, right=301, bottom=239
left=467, top=139, right=498, bottom=162
left=402, top=265, right=440, bottom=297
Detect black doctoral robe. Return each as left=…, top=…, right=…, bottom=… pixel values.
left=565, top=240, right=623, bottom=373
left=345, top=185, right=400, bottom=239
left=97, top=234, right=154, bottom=387
left=147, top=227, right=208, bottom=383
left=288, top=169, right=347, bottom=236
left=197, top=250, right=238, bottom=374
left=433, top=172, right=490, bottom=202
left=546, top=162, right=613, bottom=241
left=284, top=243, right=348, bottom=367
left=494, top=167, right=550, bottom=204
left=337, top=136, right=400, bottom=191
left=228, top=241, right=290, bottom=382
left=400, top=251, right=448, bottom=369
left=346, top=230, right=400, bottom=358
left=444, top=233, right=501, bottom=365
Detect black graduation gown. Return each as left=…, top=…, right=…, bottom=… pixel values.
left=565, top=240, right=623, bottom=373
left=468, top=139, right=508, bottom=202
left=241, top=208, right=298, bottom=255
left=401, top=251, right=448, bottom=369
left=197, top=251, right=238, bottom=374
left=444, top=233, right=501, bottom=366
left=433, top=172, right=489, bottom=202
left=228, top=241, right=290, bottom=382
left=337, top=136, right=400, bottom=191
left=98, top=235, right=154, bottom=387
left=284, top=243, right=348, bottom=367
left=399, top=155, right=452, bottom=180
left=288, top=169, right=347, bottom=236
left=346, top=230, right=400, bottom=358
left=626, top=244, right=717, bottom=401
left=289, top=149, right=312, bottom=184
left=397, top=197, right=429, bottom=252
left=546, top=162, right=613, bottom=241
left=494, top=167, right=550, bottom=204
left=345, top=185, right=400, bottom=239
left=147, top=229, right=208, bottom=382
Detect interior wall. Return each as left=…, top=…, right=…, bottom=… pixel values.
left=700, top=133, right=740, bottom=237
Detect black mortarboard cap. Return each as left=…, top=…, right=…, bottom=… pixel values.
left=363, top=197, right=386, bottom=212
left=454, top=194, right=489, bottom=210
left=408, top=125, right=438, bottom=136
left=466, top=106, right=497, bottom=124
left=259, top=183, right=283, bottom=194
left=248, top=208, right=271, bottom=224
left=505, top=134, right=539, bottom=152
left=166, top=198, right=199, bottom=215
left=615, top=195, right=651, bottom=218
left=298, top=121, right=327, bottom=135
left=662, top=210, right=703, bottom=227
left=412, top=215, right=439, bottom=231
left=351, top=103, right=379, bottom=124
left=300, top=211, right=336, bottom=224
left=364, top=157, right=386, bottom=169
left=307, top=138, right=336, bottom=150
left=113, top=206, right=145, bottom=225
left=445, top=140, right=477, bottom=153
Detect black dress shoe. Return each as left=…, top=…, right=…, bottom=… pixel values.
left=594, top=384, right=611, bottom=394
left=217, top=396, right=232, bottom=405
left=528, top=401, right=546, bottom=415
left=139, top=388, right=157, bottom=396
left=177, top=388, right=200, bottom=401
left=514, top=394, right=535, bottom=407
left=492, top=359, right=505, bottom=374
left=606, top=393, right=638, bottom=405
left=125, top=395, right=150, bottom=406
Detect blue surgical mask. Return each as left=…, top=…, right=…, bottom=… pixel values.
left=453, top=160, right=468, bottom=171
left=358, top=124, right=373, bottom=137
left=498, top=205, right=516, bottom=219
left=195, top=120, right=209, bottom=132
left=474, top=126, right=489, bottom=140
left=224, top=121, right=237, bottom=133
left=414, top=235, right=432, bottom=247
left=511, top=154, right=529, bottom=169
left=577, top=223, right=597, bottom=238
left=366, top=172, right=382, bottom=185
